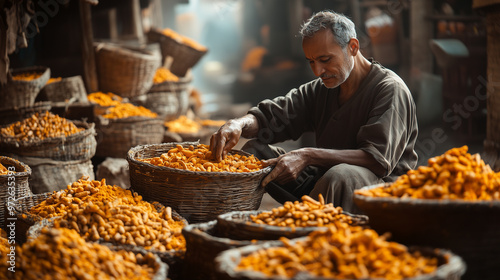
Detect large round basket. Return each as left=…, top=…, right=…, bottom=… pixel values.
left=39, top=75, right=88, bottom=103
left=0, top=120, right=97, bottom=161
left=214, top=240, right=466, bottom=280
left=127, top=142, right=271, bottom=223
left=95, top=43, right=161, bottom=98
left=354, top=183, right=500, bottom=280
left=130, top=90, right=190, bottom=120
left=182, top=220, right=268, bottom=280
left=95, top=115, right=165, bottom=158
left=0, top=156, right=32, bottom=230
left=0, top=66, right=50, bottom=109
left=147, top=28, right=208, bottom=77
left=216, top=210, right=369, bottom=241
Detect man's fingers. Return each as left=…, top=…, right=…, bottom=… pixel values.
left=262, top=158, right=278, bottom=167
left=261, top=166, right=280, bottom=186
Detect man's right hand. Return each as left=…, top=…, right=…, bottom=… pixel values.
left=209, top=114, right=260, bottom=161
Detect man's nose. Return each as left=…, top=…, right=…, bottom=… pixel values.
left=312, top=63, right=325, bottom=77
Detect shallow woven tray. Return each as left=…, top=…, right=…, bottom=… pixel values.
left=95, top=115, right=165, bottom=158
left=0, top=120, right=97, bottom=161
left=182, top=220, right=268, bottom=280
left=127, top=142, right=272, bottom=223
left=215, top=240, right=466, bottom=280
left=0, top=66, right=50, bottom=109
left=0, top=156, right=32, bottom=230
left=216, top=210, right=369, bottom=241
left=354, top=183, right=500, bottom=280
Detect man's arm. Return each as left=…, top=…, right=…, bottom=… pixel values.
left=209, top=114, right=260, bottom=161
left=261, top=147, right=386, bottom=186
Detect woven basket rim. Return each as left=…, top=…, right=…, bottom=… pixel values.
left=149, top=28, right=208, bottom=54
left=215, top=240, right=466, bottom=280
left=0, top=155, right=32, bottom=176
left=8, top=66, right=50, bottom=84
left=354, top=183, right=500, bottom=208
left=182, top=220, right=257, bottom=245
left=97, top=115, right=164, bottom=124
left=127, top=142, right=272, bottom=177
left=95, top=42, right=160, bottom=61
left=0, top=120, right=95, bottom=147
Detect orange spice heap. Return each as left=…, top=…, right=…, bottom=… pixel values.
left=237, top=221, right=440, bottom=279
left=10, top=227, right=158, bottom=280
left=164, top=116, right=201, bottom=133
left=88, top=91, right=124, bottom=107
left=355, top=146, right=500, bottom=200
left=161, top=28, right=207, bottom=51
left=153, top=67, right=179, bottom=83
left=198, top=118, right=226, bottom=127
left=12, top=72, right=42, bottom=81
left=30, top=177, right=185, bottom=252
left=0, top=111, right=83, bottom=141
left=250, top=194, right=354, bottom=228
left=0, top=163, right=11, bottom=175
left=103, top=103, right=157, bottom=119
left=46, top=77, right=62, bottom=84
left=140, top=144, right=263, bottom=172
left=0, top=228, right=9, bottom=256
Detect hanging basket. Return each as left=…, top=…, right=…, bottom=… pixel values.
left=95, top=43, right=161, bottom=98
left=0, top=156, right=32, bottom=230
left=0, top=121, right=97, bottom=161
left=127, top=142, right=271, bottom=223
left=0, top=66, right=50, bottom=110
left=95, top=115, right=165, bottom=158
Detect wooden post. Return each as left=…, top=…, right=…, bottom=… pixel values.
left=410, top=0, right=433, bottom=82
left=130, top=0, right=144, bottom=43
left=79, top=0, right=99, bottom=93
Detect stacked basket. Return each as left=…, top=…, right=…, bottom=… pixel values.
left=0, top=66, right=50, bottom=110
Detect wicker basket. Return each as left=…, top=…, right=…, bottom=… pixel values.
left=0, top=156, right=32, bottom=230
left=95, top=115, right=165, bottom=158
left=0, top=66, right=50, bottom=109
left=39, top=75, right=88, bottom=103
left=149, top=74, right=192, bottom=94
left=147, top=28, right=208, bottom=77
left=130, top=90, right=190, bottom=121
left=0, top=120, right=97, bottom=161
left=214, top=240, right=466, bottom=280
left=182, top=220, right=268, bottom=280
left=216, top=210, right=369, bottom=241
left=10, top=192, right=52, bottom=244
left=354, top=183, right=500, bottom=280
left=95, top=43, right=161, bottom=98
left=0, top=101, right=52, bottom=126
left=127, top=142, right=272, bottom=223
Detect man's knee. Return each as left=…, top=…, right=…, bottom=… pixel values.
left=321, top=163, right=378, bottom=185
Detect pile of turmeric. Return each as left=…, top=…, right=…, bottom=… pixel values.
left=250, top=195, right=354, bottom=228
left=103, top=103, right=158, bottom=119
left=88, top=91, right=124, bottom=107
left=0, top=111, right=83, bottom=141
left=164, top=115, right=201, bottom=133
left=161, top=28, right=207, bottom=51
left=46, top=77, right=62, bottom=84
left=140, top=144, right=264, bottom=172
left=11, top=71, right=43, bottom=81
left=0, top=163, right=12, bottom=175
left=6, top=227, right=159, bottom=280
left=199, top=118, right=226, bottom=127
left=29, top=177, right=186, bottom=252
left=356, top=146, right=500, bottom=200
left=237, top=221, right=441, bottom=279
left=0, top=228, right=9, bottom=256
left=153, top=67, right=179, bottom=83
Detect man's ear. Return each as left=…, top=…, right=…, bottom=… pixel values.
left=348, top=38, right=360, bottom=56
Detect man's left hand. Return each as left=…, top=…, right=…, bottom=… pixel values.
left=261, top=149, right=309, bottom=186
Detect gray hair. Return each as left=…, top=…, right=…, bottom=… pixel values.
left=299, top=11, right=357, bottom=49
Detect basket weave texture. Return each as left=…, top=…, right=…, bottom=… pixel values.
left=0, top=121, right=97, bottom=161
left=95, top=116, right=165, bottom=158
left=40, top=75, right=88, bottom=103
left=182, top=220, right=268, bottom=280
left=10, top=192, right=52, bottom=244
left=216, top=210, right=369, bottom=241
left=131, top=90, right=189, bottom=121
left=354, top=183, right=500, bottom=280
left=0, top=66, right=50, bottom=109
left=0, top=101, right=51, bottom=126
left=95, top=43, right=161, bottom=98
left=214, top=240, right=466, bottom=280
left=149, top=74, right=192, bottom=94
left=147, top=28, right=208, bottom=77
left=0, top=156, right=32, bottom=230
left=127, top=142, right=271, bottom=223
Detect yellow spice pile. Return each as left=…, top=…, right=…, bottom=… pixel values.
left=0, top=163, right=12, bottom=175
left=46, top=77, right=62, bottom=84
left=153, top=67, right=179, bottom=83
left=30, top=177, right=186, bottom=252
left=237, top=221, right=440, bottom=279
left=88, top=92, right=124, bottom=107
left=356, top=146, right=500, bottom=200
left=0, top=111, right=83, bottom=141
left=103, top=103, right=158, bottom=119
left=251, top=195, right=354, bottom=228
left=164, top=115, right=201, bottom=133
left=140, top=144, right=264, bottom=172
left=12, top=72, right=42, bottom=81
left=10, top=227, right=159, bottom=280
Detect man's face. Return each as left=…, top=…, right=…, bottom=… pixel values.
left=302, top=29, right=354, bottom=88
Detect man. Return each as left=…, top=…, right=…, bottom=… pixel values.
left=210, top=11, right=418, bottom=213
